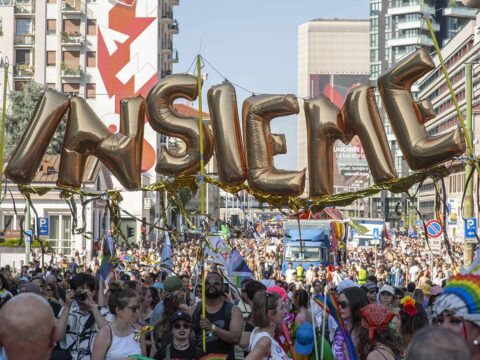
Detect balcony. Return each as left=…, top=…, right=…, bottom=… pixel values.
left=396, top=19, right=439, bottom=31
left=60, top=32, right=83, bottom=46
left=166, top=49, right=178, bottom=63
left=14, top=1, right=34, bottom=15
left=166, top=0, right=179, bottom=6
left=159, top=10, right=172, bottom=23
left=167, top=20, right=179, bottom=34
left=61, top=63, right=82, bottom=78
left=61, top=0, right=82, bottom=14
left=443, top=6, right=478, bottom=19
left=14, top=64, right=34, bottom=78
left=388, top=2, right=435, bottom=16
left=14, top=33, right=34, bottom=46
left=387, top=34, right=433, bottom=48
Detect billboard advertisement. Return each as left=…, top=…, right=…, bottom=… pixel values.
left=310, top=74, right=370, bottom=190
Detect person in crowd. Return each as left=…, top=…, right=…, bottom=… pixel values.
left=292, top=289, right=311, bottom=326
left=92, top=288, right=146, bottom=359
left=192, top=271, right=244, bottom=359
left=154, top=310, right=202, bottom=360
left=358, top=303, right=402, bottom=360
left=285, top=262, right=296, bottom=284
left=150, top=275, right=185, bottom=326
left=433, top=271, right=480, bottom=360
left=405, top=326, right=472, bottom=360
left=393, top=288, right=404, bottom=309
left=378, top=285, right=395, bottom=309
left=138, top=286, right=154, bottom=325
left=0, top=293, right=60, bottom=360
left=398, top=295, right=428, bottom=352
left=240, top=280, right=267, bottom=356
left=334, top=286, right=369, bottom=359
left=362, top=280, right=378, bottom=304
left=246, top=291, right=289, bottom=360
left=0, top=273, right=13, bottom=307
left=57, top=273, right=114, bottom=359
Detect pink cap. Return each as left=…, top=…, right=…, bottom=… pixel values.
left=267, top=285, right=288, bottom=302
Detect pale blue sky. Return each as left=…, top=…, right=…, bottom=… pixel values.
left=173, top=0, right=369, bottom=169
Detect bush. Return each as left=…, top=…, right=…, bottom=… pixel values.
left=0, top=238, right=44, bottom=248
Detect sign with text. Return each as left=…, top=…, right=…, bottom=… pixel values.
left=465, top=218, right=478, bottom=242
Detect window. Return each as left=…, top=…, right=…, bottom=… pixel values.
left=46, top=19, right=56, bottom=32
left=63, top=18, right=80, bottom=34
left=86, top=51, right=96, bottom=67
left=62, top=83, right=80, bottom=94
left=47, top=51, right=56, bottom=66
left=3, top=215, right=13, bottom=230
left=46, top=83, right=56, bottom=89
left=14, top=81, right=27, bottom=91
left=16, top=18, right=32, bottom=34
left=62, top=50, right=80, bottom=67
left=16, top=49, right=31, bottom=65
left=87, top=19, right=96, bottom=35
left=86, top=83, right=96, bottom=98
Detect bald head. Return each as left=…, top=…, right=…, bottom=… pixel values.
left=405, top=326, right=471, bottom=360
left=0, top=293, right=58, bottom=360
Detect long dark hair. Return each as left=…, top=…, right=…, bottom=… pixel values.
left=358, top=326, right=402, bottom=360
left=400, top=302, right=428, bottom=350
left=343, top=287, right=369, bottom=333
left=293, top=289, right=309, bottom=309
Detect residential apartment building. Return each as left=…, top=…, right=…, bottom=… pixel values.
left=0, top=0, right=180, bottom=253
left=369, top=0, right=477, bottom=224
left=416, top=16, right=480, bottom=241
left=297, top=19, right=370, bottom=217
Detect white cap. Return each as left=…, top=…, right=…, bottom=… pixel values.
left=336, top=279, right=359, bottom=294
left=379, top=285, right=395, bottom=296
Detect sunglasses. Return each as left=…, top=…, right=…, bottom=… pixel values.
left=173, top=322, right=191, bottom=330
left=368, top=289, right=379, bottom=294
left=206, top=280, right=222, bottom=286
left=339, top=301, right=349, bottom=309
left=127, top=304, right=140, bottom=312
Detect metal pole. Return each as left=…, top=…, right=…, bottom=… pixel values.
left=0, top=61, right=8, bottom=194
left=464, top=63, right=475, bottom=266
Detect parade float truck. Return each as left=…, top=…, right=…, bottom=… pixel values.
left=281, top=220, right=331, bottom=275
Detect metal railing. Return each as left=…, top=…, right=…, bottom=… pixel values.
left=61, top=63, right=82, bottom=77
left=14, top=2, right=34, bottom=13
left=61, top=0, right=82, bottom=12
left=14, top=64, right=34, bottom=77
left=15, top=33, right=34, bottom=45
left=60, top=31, right=83, bottom=45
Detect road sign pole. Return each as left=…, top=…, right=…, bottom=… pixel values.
left=464, top=63, right=475, bottom=266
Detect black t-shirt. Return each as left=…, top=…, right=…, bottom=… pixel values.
left=154, top=343, right=203, bottom=360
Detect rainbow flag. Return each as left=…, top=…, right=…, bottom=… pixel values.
left=314, top=293, right=358, bottom=360
left=99, top=235, right=115, bottom=282
left=228, top=248, right=254, bottom=287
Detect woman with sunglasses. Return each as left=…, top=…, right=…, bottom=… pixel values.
left=334, top=287, right=369, bottom=360
left=246, top=291, right=289, bottom=360
left=154, top=310, right=202, bottom=360
left=92, top=288, right=146, bottom=360
left=433, top=272, right=480, bottom=360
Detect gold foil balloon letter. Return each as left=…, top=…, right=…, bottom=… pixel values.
left=305, top=85, right=396, bottom=197
left=58, top=96, right=145, bottom=190
left=461, top=0, right=480, bottom=8
left=146, top=74, right=213, bottom=176
left=243, top=94, right=305, bottom=196
left=207, top=82, right=247, bottom=185
left=378, top=48, right=466, bottom=170
left=5, top=89, right=70, bottom=184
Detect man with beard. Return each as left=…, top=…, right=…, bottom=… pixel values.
left=192, top=271, right=244, bottom=359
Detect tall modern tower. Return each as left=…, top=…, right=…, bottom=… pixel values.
left=297, top=19, right=370, bottom=216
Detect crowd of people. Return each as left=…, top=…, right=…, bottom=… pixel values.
left=0, top=222, right=478, bottom=360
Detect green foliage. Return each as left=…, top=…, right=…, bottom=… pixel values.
left=0, top=238, right=42, bottom=248
left=5, top=82, right=66, bottom=157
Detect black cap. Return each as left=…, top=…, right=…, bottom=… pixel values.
left=169, top=310, right=191, bottom=325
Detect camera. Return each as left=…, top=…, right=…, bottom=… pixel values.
left=74, top=291, right=87, bottom=302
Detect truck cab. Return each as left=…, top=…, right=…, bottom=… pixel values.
left=281, top=220, right=331, bottom=275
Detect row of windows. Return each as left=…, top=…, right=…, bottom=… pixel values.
left=14, top=81, right=96, bottom=99
left=46, top=50, right=96, bottom=67
left=426, top=68, right=465, bottom=103
left=450, top=173, right=466, bottom=194
left=435, top=89, right=465, bottom=114
left=46, top=18, right=97, bottom=36
left=419, top=40, right=474, bottom=92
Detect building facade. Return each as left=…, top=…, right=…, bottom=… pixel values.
left=417, top=16, right=480, bottom=242
left=297, top=19, right=370, bottom=217
left=0, top=0, right=180, bottom=250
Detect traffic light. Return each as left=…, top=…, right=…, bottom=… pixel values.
left=127, top=225, right=135, bottom=239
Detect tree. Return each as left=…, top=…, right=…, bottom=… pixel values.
left=5, top=82, right=65, bottom=157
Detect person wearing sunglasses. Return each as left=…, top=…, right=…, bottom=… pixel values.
left=192, top=271, right=244, bottom=360
left=154, top=310, right=202, bottom=360
left=432, top=271, right=480, bottom=360
left=92, top=288, right=146, bottom=360
left=361, top=281, right=379, bottom=304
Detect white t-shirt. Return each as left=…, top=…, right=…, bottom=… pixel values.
left=285, top=268, right=295, bottom=283
left=409, top=265, right=420, bottom=283
left=249, top=328, right=289, bottom=360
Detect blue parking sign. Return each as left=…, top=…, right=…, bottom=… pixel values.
left=38, top=218, right=49, bottom=237
left=373, top=228, right=379, bottom=240
left=465, top=218, right=477, bottom=239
